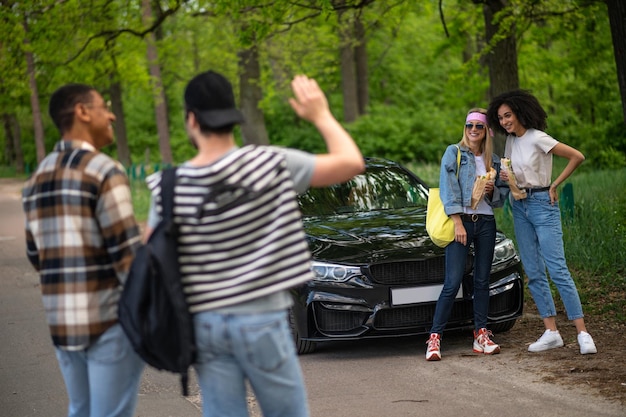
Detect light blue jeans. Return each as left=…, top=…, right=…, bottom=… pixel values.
left=193, top=310, right=309, bottom=417
left=511, top=191, right=584, bottom=320
left=54, top=323, right=145, bottom=417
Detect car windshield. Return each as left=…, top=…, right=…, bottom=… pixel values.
left=299, top=164, right=429, bottom=216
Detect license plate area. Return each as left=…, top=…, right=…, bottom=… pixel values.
left=390, top=284, right=463, bottom=306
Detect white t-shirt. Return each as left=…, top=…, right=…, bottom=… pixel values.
left=504, top=128, right=558, bottom=188
left=464, top=154, right=494, bottom=215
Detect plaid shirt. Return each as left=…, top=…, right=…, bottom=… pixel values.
left=22, top=140, right=141, bottom=350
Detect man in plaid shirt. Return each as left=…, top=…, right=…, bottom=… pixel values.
left=22, top=83, right=144, bottom=417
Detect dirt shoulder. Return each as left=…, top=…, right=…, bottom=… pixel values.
left=496, top=299, right=626, bottom=406
left=0, top=178, right=24, bottom=197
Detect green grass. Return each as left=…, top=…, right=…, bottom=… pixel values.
left=130, top=179, right=151, bottom=223
left=0, top=166, right=27, bottom=179
left=405, top=161, right=440, bottom=187
left=558, top=169, right=626, bottom=321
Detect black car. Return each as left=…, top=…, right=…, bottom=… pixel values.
left=290, top=157, right=524, bottom=354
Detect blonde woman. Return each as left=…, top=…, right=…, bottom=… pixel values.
left=426, top=108, right=504, bottom=361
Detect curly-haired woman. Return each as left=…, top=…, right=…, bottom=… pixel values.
left=487, top=90, right=596, bottom=355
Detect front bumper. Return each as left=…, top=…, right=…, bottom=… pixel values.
left=292, top=269, right=524, bottom=342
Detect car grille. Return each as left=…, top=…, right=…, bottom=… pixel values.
left=309, top=271, right=523, bottom=336
left=489, top=281, right=523, bottom=315
left=366, top=257, right=473, bottom=286
left=374, top=285, right=521, bottom=330
left=374, top=302, right=472, bottom=329
left=312, top=288, right=521, bottom=335
left=314, top=304, right=368, bottom=333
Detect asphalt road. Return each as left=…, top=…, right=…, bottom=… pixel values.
left=1, top=178, right=623, bottom=417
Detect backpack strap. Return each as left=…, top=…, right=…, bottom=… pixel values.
left=455, top=145, right=461, bottom=178
left=160, top=168, right=177, bottom=221
left=156, top=167, right=190, bottom=395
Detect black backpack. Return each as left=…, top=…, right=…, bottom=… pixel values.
left=118, top=168, right=196, bottom=396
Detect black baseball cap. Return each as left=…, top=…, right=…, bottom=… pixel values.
left=184, top=70, right=244, bottom=128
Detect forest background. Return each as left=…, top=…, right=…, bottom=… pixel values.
left=2, top=1, right=626, bottom=401
left=1, top=0, right=625, bottom=173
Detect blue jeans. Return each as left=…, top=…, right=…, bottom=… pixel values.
left=193, top=310, right=309, bottom=417
left=511, top=191, right=584, bottom=320
left=431, top=215, right=496, bottom=334
left=54, top=324, right=145, bottom=417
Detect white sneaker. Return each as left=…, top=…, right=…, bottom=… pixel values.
left=528, top=329, right=564, bottom=352
left=577, top=331, right=597, bottom=354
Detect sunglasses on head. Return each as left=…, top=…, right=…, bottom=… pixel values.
left=465, top=123, right=485, bottom=130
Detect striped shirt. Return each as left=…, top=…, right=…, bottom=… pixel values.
left=22, top=140, right=141, bottom=350
left=147, top=146, right=314, bottom=313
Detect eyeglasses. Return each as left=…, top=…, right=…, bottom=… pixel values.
left=465, top=123, right=485, bottom=130
left=86, top=100, right=112, bottom=113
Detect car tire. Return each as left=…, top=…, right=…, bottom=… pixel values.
left=289, top=308, right=317, bottom=354
left=490, top=319, right=517, bottom=333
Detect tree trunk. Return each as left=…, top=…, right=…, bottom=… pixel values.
left=110, top=80, right=132, bottom=167
left=11, top=113, right=24, bottom=174
left=483, top=0, right=519, bottom=98
left=2, top=113, right=24, bottom=174
left=340, top=44, right=358, bottom=122
left=333, top=1, right=359, bottom=123
left=354, top=15, right=369, bottom=115
left=2, top=114, right=13, bottom=165
left=483, top=0, right=519, bottom=156
left=605, top=0, right=626, bottom=125
left=23, top=21, right=45, bottom=164
left=238, top=45, right=269, bottom=145
left=142, top=0, right=172, bottom=165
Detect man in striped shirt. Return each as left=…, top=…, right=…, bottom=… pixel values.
left=144, top=71, right=365, bottom=416
left=22, top=84, right=144, bottom=417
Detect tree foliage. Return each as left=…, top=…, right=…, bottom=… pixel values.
left=0, top=0, right=623, bottom=171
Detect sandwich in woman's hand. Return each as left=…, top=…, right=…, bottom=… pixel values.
left=501, top=158, right=527, bottom=200
left=471, top=167, right=497, bottom=209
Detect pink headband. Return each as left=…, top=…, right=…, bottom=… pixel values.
left=466, top=112, right=493, bottom=137
left=466, top=112, right=488, bottom=125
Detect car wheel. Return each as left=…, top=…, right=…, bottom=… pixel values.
left=490, top=319, right=517, bottom=333
left=288, top=308, right=317, bottom=354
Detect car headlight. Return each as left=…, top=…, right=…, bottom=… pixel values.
left=493, top=238, right=518, bottom=264
left=311, top=261, right=362, bottom=283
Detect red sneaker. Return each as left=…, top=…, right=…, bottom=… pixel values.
left=473, top=328, right=500, bottom=354
left=426, top=333, right=441, bottom=361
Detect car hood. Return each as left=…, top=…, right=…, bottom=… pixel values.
left=302, top=207, right=441, bottom=264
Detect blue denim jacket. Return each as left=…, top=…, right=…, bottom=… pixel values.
left=439, top=144, right=504, bottom=216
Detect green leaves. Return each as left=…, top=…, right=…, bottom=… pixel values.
left=0, top=0, right=623, bottom=169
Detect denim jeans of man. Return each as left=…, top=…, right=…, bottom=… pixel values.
left=511, top=191, right=584, bottom=320
left=431, top=215, right=496, bottom=334
left=193, top=310, right=309, bottom=417
left=54, top=323, right=145, bottom=417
